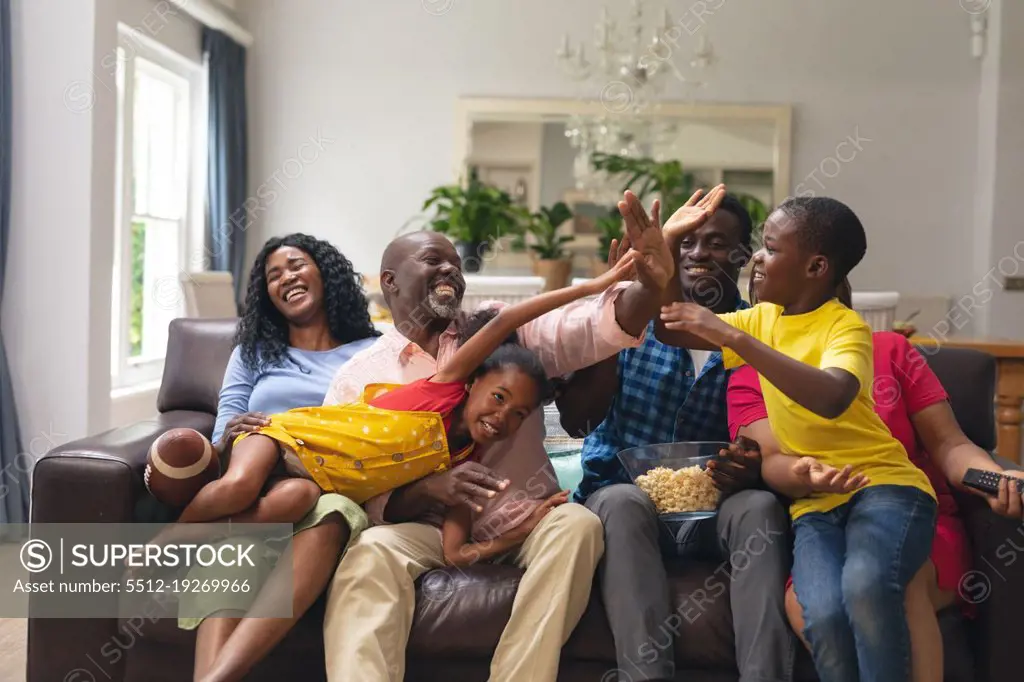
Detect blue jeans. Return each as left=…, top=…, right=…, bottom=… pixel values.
left=791, top=485, right=937, bottom=682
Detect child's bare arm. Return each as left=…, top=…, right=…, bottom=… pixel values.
left=441, top=491, right=571, bottom=566
left=738, top=419, right=868, bottom=499
left=725, top=332, right=860, bottom=419
left=441, top=504, right=527, bottom=567
left=661, top=303, right=860, bottom=418
left=432, top=255, right=638, bottom=385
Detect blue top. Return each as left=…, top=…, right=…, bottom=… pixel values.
left=574, top=299, right=750, bottom=503
left=211, top=338, right=378, bottom=443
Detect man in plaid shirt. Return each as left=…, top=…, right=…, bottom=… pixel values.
left=561, top=193, right=795, bottom=682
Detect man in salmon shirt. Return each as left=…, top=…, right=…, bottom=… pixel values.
left=318, top=199, right=678, bottom=682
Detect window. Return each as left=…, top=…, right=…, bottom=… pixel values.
left=111, top=29, right=207, bottom=388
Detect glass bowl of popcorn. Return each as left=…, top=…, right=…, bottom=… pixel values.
left=617, top=442, right=729, bottom=520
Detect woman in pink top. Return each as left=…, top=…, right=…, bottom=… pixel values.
left=728, top=284, right=1024, bottom=682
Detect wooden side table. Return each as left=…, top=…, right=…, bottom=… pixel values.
left=912, top=337, right=1024, bottom=465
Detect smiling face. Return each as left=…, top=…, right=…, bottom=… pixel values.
left=460, top=366, right=540, bottom=446
left=676, top=210, right=747, bottom=308
left=382, top=233, right=466, bottom=321
left=264, top=246, right=325, bottom=324
left=750, top=209, right=825, bottom=307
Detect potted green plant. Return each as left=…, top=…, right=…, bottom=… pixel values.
left=591, top=151, right=771, bottom=260
left=421, top=168, right=525, bottom=273
left=526, top=201, right=575, bottom=291
left=591, top=153, right=696, bottom=216
left=591, top=152, right=771, bottom=226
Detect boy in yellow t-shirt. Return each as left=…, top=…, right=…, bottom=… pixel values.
left=656, top=193, right=937, bottom=682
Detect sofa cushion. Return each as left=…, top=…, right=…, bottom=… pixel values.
left=407, top=560, right=750, bottom=673
left=915, top=345, right=996, bottom=451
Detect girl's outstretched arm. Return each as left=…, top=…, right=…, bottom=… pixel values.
left=432, top=253, right=638, bottom=385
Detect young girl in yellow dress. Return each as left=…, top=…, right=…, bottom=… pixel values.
left=171, top=253, right=637, bottom=533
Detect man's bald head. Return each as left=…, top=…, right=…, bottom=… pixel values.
left=380, top=231, right=452, bottom=277
left=379, top=231, right=465, bottom=322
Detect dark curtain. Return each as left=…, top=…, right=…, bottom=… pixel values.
left=202, top=27, right=248, bottom=312
left=0, top=0, right=30, bottom=536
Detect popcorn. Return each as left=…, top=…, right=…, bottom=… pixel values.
left=635, top=465, right=720, bottom=514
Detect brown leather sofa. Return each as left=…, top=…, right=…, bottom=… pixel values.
left=29, top=318, right=1023, bottom=682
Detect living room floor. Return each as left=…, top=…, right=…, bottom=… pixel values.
left=0, top=618, right=26, bottom=682
left=0, top=542, right=27, bottom=681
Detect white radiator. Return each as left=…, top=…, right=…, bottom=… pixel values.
left=851, top=292, right=900, bottom=331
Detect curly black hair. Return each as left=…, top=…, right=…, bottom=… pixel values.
left=235, top=233, right=379, bottom=374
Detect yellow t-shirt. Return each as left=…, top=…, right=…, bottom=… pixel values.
left=719, top=300, right=935, bottom=519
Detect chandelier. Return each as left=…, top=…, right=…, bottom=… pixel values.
left=556, top=0, right=715, bottom=203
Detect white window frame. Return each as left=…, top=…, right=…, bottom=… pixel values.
left=111, top=26, right=208, bottom=390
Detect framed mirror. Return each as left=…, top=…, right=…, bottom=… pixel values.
left=452, top=97, right=792, bottom=276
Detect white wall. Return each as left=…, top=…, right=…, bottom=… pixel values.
left=6, top=0, right=117, bottom=452
left=973, top=0, right=1024, bottom=339
left=237, top=0, right=986, bottom=317
left=4, top=0, right=205, bottom=455
left=119, top=0, right=202, bottom=63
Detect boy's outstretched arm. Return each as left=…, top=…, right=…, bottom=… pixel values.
left=661, top=303, right=861, bottom=419
left=727, top=332, right=861, bottom=419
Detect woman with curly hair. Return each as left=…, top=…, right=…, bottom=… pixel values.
left=215, top=232, right=380, bottom=458
left=183, top=233, right=379, bottom=682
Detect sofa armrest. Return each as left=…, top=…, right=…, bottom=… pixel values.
left=31, top=411, right=213, bottom=524
left=27, top=411, right=213, bottom=682
left=956, top=459, right=1024, bottom=682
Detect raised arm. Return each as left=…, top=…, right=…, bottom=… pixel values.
left=610, top=194, right=671, bottom=336
left=661, top=303, right=863, bottom=419
left=432, top=253, right=637, bottom=384
left=723, top=333, right=861, bottom=419
left=651, top=185, right=728, bottom=349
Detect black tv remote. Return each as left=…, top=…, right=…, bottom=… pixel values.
left=962, top=468, right=1024, bottom=496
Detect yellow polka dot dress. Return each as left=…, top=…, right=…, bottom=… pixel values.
left=238, top=380, right=474, bottom=504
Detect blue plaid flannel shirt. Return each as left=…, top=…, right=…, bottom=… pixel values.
left=574, top=298, right=750, bottom=503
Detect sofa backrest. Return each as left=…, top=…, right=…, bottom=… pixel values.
left=916, top=344, right=996, bottom=452
left=153, top=319, right=1000, bottom=454
left=157, top=318, right=238, bottom=415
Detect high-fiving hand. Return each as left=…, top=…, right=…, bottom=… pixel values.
left=616, top=191, right=674, bottom=290
left=584, top=250, right=641, bottom=295
left=663, top=184, right=728, bottom=240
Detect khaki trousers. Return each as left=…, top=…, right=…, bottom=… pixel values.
left=323, top=503, right=604, bottom=682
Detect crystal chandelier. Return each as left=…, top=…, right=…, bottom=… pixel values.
left=556, top=0, right=715, bottom=203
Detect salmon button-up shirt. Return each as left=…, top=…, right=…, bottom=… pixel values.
left=322, top=283, right=643, bottom=540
